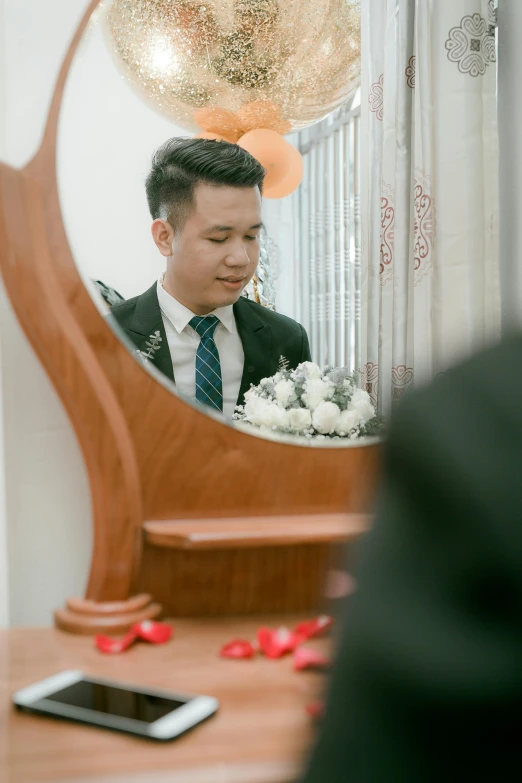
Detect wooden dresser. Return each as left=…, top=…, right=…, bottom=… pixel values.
left=2, top=615, right=328, bottom=783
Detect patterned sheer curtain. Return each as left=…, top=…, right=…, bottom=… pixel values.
left=295, top=94, right=362, bottom=371
left=361, top=0, right=500, bottom=414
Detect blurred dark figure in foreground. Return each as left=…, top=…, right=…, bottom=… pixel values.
left=302, top=335, right=522, bottom=782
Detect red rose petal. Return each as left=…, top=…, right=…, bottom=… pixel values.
left=133, top=620, right=173, bottom=644
left=220, top=639, right=257, bottom=659
left=257, top=626, right=297, bottom=659
left=95, top=629, right=137, bottom=654
left=293, top=615, right=334, bottom=645
left=293, top=646, right=330, bottom=671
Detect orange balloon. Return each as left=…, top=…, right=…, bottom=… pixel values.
left=193, top=106, right=242, bottom=142
left=263, top=142, right=304, bottom=199
left=237, top=129, right=291, bottom=190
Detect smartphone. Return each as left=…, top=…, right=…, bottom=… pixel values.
left=12, top=670, right=219, bottom=741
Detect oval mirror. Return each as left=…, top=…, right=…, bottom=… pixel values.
left=57, top=0, right=377, bottom=446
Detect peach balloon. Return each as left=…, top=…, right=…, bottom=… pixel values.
left=237, top=129, right=292, bottom=190
left=263, top=143, right=304, bottom=199
left=193, top=107, right=242, bottom=142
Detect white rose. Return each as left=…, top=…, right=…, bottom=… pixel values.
left=350, top=388, right=371, bottom=405
left=274, top=379, right=296, bottom=408
left=348, top=388, right=376, bottom=424
left=244, top=396, right=287, bottom=429
left=296, top=361, right=322, bottom=379
left=287, top=407, right=312, bottom=432
left=335, top=409, right=360, bottom=436
left=244, top=396, right=270, bottom=424
left=312, top=401, right=341, bottom=434
left=260, top=404, right=288, bottom=429
left=302, top=378, right=334, bottom=411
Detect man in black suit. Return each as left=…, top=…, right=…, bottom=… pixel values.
left=110, top=137, right=311, bottom=418
left=302, top=335, right=522, bottom=782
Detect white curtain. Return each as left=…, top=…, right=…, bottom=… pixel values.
left=295, top=97, right=362, bottom=370
left=360, top=0, right=500, bottom=414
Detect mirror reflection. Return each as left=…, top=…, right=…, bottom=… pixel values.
left=58, top=1, right=378, bottom=443
left=112, top=134, right=311, bottom=420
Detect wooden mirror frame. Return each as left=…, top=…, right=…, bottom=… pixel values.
left=0, top=0, right=380, bottom=633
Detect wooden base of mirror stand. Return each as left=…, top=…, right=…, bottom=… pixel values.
left=54, top=594, right=162, bottom=635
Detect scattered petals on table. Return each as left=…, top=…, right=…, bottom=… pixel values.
left=257, top=626, right=297, bottom=658
left=293, top=615, right=334, bottom=645
left=293, top=646, right=330, bottom=671
left=95, top=629, right=138, bottom=654
left=95, top=620, right=173, bottom=654
left=220, top=639, right=257, bottom=659
left=220, top=616, right=334, bottom=662
left=133, top=620, right=173, bottom=644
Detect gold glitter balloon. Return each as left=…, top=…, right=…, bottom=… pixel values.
left=100, top=0, right=360, bottom=134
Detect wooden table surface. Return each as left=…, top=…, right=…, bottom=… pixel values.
left=1, top=616, right=327, bottom=783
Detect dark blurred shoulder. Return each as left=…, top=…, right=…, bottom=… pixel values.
left=384, top=333, right=522, bottom=541
left=392, top=334, right=522, bottom=429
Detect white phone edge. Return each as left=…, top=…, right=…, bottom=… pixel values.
left=12, top=670, right=219, bottom=741
left=149, top=695, right=219, bottom=740
left=13, top=669, right=84, bottom=705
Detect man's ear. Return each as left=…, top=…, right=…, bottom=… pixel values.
left=151, top=219, right=175, bottom=257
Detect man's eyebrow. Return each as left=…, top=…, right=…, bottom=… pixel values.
left=205, top=222, right=265, bottom=232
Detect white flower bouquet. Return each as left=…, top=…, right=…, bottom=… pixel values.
left=234, top=359, right=384, bottom=441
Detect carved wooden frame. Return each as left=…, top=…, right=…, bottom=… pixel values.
left=0, top=0, right=379, bottom=632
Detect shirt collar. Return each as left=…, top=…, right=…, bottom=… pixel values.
left=157, top=278, right=236, bottom=335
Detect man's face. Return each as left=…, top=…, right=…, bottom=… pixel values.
left=153, top=183, right=262, bottom=314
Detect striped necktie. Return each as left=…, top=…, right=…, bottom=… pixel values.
left=189, top=315, right=223, bottom=413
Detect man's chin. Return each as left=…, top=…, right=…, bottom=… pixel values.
left=212, top=282, right=245, bottom=307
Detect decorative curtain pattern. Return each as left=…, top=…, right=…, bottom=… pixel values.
left=360, top=0, right=500, bottom=414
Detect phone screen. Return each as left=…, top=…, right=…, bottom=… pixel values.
left=44, top=679, right=188, bottom=723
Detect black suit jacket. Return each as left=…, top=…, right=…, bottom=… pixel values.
left=109, top=283, right=312, bottom=406
left=302, top=335, right=522, bottom=782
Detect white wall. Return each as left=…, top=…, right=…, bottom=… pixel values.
left=0, top=0, right=9, bottom=629
left=58, top=16, right=178, bottom=299
left=0, top=0, right=93, bottom=626
left=0, top=287, right=93, bottom=627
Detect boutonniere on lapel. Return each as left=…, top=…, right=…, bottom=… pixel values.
left=135, top=330, right=162, bottom=364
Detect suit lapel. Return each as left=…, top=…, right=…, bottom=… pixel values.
left=127, top=283, right=174, bottom=382
left=121, top=289, right=274, bottom=401
left=234, top=298, right=273, bottom=404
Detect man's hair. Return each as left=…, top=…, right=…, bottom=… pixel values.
left=145, top=137, right=266, bottom=229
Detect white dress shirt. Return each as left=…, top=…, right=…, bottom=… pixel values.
left=156, top=279, right=244, bottom=419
